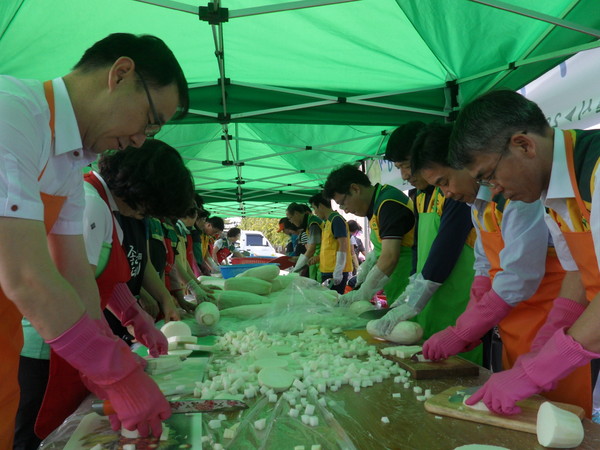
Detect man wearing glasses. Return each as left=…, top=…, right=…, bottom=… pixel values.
left=323, top=164, right=415, bottom=308
left=409, top=122, right=590, bottom=416
left=449, top=89, right=599, bottom=417
left=0, top=33, right=188, bottom=447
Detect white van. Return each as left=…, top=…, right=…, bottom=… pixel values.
left=237, top=230, right=282, bottom=257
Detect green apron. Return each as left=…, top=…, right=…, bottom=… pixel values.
left=369, top=229, right=412, bottom=300
left=368, top=184, right=414, bottom=300
left=306, top=214, right=322, bottom=283
left=412, top=188, right=481, bottom=365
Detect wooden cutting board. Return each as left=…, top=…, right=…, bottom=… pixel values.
left=379, top=352, right=480, bottom=380
left=424, top=385, right=585, bottom=434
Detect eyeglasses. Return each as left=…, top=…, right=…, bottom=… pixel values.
left=136, top=72, right=162, bottom=138
left=337, top=193, right=349, bottom=209
left=476, top=151, right=504, bottom=188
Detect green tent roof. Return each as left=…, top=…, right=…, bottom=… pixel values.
left=2, top=0, right=599, bottom=216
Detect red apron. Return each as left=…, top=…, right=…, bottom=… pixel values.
left=186, top=233, right=201, bottom=277
left=477, top=193, right=590, bottom=416
left=35, top=172, right=131, bottom=438
left=0, top=81, right=67, bottom=449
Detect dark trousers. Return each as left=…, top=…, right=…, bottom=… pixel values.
left=14, top=356, right=50, bottom=450
left=320, top=272, right=349, bottom=295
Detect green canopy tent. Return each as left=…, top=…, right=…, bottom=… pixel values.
left=2, top=0, right=599, bottom=216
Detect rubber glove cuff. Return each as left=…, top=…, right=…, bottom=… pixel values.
left=470, top=275, right=492, bottom=303
left=293, top=253, right=309, bottom=273
left=405, top=273, right=442, bottom=313
left=529, top=297, right=587, bottom=353
left=333, top=251, right=347, bottom=283
left=522, top=327, right=600, bottom=391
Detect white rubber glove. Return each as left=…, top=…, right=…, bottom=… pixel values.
left=355, top=251, right=377, bottom=287
left=373, top=273, right=442, bottom=335
left=186, top=280, right=214, bottom=303
left=292, top=253, right=309, bottom=273
left=333, top=251, right=346, bottom=285
left=337, top=265, right=389, bottom=306
left=207, top=256, right=220, bottom=273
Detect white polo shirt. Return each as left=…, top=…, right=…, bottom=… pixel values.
left=0, top=75, right=97, bottom=234
left=541, top=129, right=600, bottom=272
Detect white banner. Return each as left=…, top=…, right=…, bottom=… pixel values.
left=520, top=46, right=600, bottom=130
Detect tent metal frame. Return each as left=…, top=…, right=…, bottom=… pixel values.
left=133, top=0, right=599, bottom=215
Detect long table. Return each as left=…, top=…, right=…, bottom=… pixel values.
left=42, top=332, right=600, bottom=449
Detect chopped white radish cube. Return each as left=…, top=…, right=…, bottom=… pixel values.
left=208, top=420, right=222, bottom=429
left=254, top=418, right=267, bottom=431
left=381, top=416, right=390, bottom=424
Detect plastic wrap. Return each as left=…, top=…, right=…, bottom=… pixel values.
left=216, top=276, right=368, bottom=334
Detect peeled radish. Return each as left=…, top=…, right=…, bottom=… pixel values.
left=195, top=302, right=220, bottom=326
left=160, top=321, right=192, bottom=339
left=257, top=367, right=294, bottom=392
left=367, top=320, right=423, bottom=344
left=536, top=401, right=584, bottom=448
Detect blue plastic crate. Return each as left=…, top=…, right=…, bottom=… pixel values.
left=219, top=263, right=279, bottom=279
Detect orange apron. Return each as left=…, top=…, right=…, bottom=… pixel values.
left=0, top=81, right=67, bottom=449
left=542, top=130, right=600, bottom=417
left=476, top=194, right=591, bottom=417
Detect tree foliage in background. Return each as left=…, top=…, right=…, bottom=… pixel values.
left=239, top=217, right=289, bottom=249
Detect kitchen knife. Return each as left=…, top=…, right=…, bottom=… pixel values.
left=92, top=399, right=248, bottom=416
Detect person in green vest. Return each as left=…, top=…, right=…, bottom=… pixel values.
left=288, top=202, right=323, bottom=281
left=309, top=193, right=353, bottom=294
left=372, top=123, right=481, bottom=365
left=323, top=164, right=415, bottom=305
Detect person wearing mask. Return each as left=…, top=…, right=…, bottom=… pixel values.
left=212, top=227, right=244, bottom=264
left=1, top=32, right=188, bottom=447
left=371, top=124, right=481, bottom=364
left=446, top=89, right=599, bottom=416
left=287, top=203, right=323, bottom=281
left=323, top=165, right=415, bottom=306
left=309, top=193, right=353, bottom=294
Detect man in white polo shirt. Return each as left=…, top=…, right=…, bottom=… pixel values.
left=0, top=33, right=188, bottom=447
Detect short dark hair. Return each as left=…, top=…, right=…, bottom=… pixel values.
left=411, top=123, right=454, bottom=174
left=280, top=217, right=298, bottom=231
left=309, top=193, right=331, bottom=209
left=347, top=219, right=362, bottom=233
left=207, top=216, right=225, bottom=231
left=286, top=202, right=311, bottom=215
left=98, top=140, right=194, bottom=219
left=197, top=208, right=210, bottom=220
left=449, top=90, right=550, bottom=168
left=384, top=121, right=426, bottom=162
left=74, top=33, right=189, bottom=119
left=323, top=164, right=371, bottom=199
left=227, top=227, right=241, bottom=238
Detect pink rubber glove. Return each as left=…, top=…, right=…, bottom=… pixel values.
left=48, top=314, right=171, bottom=436
left=466, top=327, right=600, bottom=415
left=109, top=283, right=168, bottom=358
left=529, top=297, right=587, bottom=352
left=423, top=289, right=512, bottom=361
left=470, top=275, right=492, bottom=303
